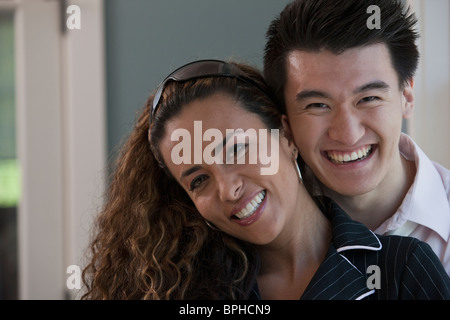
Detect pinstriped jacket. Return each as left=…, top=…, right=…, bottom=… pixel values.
left=250, top=198, right=450, bottom=300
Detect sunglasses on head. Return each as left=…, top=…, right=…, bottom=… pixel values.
left=150, top=59, right=270, bottom=124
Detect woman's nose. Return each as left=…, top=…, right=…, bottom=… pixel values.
left=216, top=171, right=243, bottom=203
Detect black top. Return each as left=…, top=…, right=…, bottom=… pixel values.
left=250, top=198, right=450, bottom=300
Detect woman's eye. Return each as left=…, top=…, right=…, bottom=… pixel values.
left=189, top=175, right=208, bottom=191
left=225, top=143, right=248, bottom=162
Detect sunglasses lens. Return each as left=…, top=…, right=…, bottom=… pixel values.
left=150, top=60, right=268, bottom=124
left=151, top=60, right=237, bottom=120
left=170, top=61, right=226, bottom=81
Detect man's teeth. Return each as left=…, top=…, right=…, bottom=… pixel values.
left=327, top=145, right=372, bottom=164
left=235, top=191, right=265, bottom=220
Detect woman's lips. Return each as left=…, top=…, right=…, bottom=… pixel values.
left=233, top=190, right=266, bottom=219
left=231, top=190, right=267, bottom=226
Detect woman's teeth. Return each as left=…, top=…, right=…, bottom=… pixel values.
left=327, top=145, right=372, bottom=164
left=234, top=191, right=265, bottom=220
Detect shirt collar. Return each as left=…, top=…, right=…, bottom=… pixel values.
left=301, top=197, right=379, bottom=299
left=394, top=134, right=450, bottom=241
left=300, top=243, right=374, bottom=300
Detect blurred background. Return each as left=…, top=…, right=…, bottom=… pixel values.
left=0, top=0, right=448, bottom=299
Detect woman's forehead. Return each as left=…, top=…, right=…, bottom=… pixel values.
left=166, top=93, right=264, bottom=132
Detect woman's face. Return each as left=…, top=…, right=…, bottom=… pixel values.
left=159, top=92, right=303, bottom=245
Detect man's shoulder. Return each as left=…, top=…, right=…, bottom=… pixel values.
left=400, top=134, right=449, bottom=191
left=431, top=160, right=450, bottom=199
left=345, top=233, right=432, bottom=272
left=374, top=234, right=448, bottom=279
left=377, top=233, right=424, bottom=258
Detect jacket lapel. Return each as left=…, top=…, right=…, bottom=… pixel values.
left=301, top=243, right=374, bottom=300
left=329, top=201, right=382, bottom=252
left=301, top=198, right=382, bottom=300
left=251, top=198, right=383, bottom=300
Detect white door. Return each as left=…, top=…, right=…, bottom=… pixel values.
left=0, top=0, right=105, bottom=299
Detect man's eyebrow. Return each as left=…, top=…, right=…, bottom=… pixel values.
left=295, top=81, right=390, bottom=102
left=353, top=81, right=390, bottom=94
left=296, top=90, right=331, bottom=102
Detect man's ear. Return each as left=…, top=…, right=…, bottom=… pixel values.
left=281, top=115, right=298, bottom=157
left=402, top=78, right=414, bottom=119
left=281, top=114, right=293, bottom=141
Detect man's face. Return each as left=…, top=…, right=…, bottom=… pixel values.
left=283, top=43, right=414, bottom=196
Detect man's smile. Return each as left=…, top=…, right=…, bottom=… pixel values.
left=324, top=144, right=376, bottom=165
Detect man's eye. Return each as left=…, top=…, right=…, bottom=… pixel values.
left=189, top=175, right=208, bottom=191
left=360, top=96, right=379, bottom=103
left=305, top=103, right=328, bottom=109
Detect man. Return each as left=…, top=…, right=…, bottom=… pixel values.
left=263, top=0, right=450, bottom=274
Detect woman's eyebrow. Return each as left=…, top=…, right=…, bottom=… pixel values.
left=181, top=165, right=202, bottom=179
left=179, top=129, right=253, bottom=179
left=180, top=133, right=236, bottom=178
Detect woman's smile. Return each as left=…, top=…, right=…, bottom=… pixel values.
left=231, top=190, right=267, bottom=226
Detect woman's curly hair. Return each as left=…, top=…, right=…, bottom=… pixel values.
left=81, top=62, right=282, bottom=299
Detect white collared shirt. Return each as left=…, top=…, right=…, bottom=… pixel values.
left=374, top=133, right=450, bottom=275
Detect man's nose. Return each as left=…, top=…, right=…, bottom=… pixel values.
left=327, top=106, right=365, bottom=146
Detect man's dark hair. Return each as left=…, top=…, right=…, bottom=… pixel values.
left=263, top=0, right=419, bottom=111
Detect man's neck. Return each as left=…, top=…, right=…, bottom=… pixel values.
left=324, top=154, right=417, bottom=230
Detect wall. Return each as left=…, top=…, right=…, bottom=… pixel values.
left=411, top=0, right=450, bottom=168
left=104, top=0, right=292, bottom=156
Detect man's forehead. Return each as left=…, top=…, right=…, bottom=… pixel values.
left=285, top=44, right=397, bottom=92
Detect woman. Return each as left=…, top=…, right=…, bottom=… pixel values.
left=82, top=60, right=450, bottom=300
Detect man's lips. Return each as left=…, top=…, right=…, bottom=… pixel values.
left=324, top=144, right=375, bottom=164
